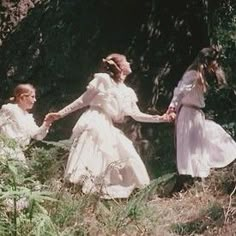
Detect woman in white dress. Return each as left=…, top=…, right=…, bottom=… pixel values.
left=0, top=84, right=52, bottom=161
left=46, top=53, right=169, bottom=198
left=166, top=46, right=236, bottom=178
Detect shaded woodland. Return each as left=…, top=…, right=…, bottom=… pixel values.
left=1, top=0, right=236, bottom=175
left=1, top=0, right=235, bottom=134
left=0, top=1, right=236, bottom=235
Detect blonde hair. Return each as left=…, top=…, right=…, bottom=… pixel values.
left=9, top=84, right=35, bottom=102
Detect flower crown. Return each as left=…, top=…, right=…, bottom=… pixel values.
left=102, top=58, right=121, bottom=73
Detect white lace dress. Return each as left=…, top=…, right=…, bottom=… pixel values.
left=0, top=103, right=49, bottom=161
left=58, top=73, right=165, bottom=198
left=169, top=70, right=236, bottom=177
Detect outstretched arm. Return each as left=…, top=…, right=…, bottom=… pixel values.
left=129, top=102, right=170, bottom=123
left=45, top=88, right=98, bottom=122
left=58, top=88, right=98, bottom=118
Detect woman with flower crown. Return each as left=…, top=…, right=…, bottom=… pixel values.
left=45, top=53, right=169, bottom=198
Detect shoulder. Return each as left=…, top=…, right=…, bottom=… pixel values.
left=122, top=85, right=138, bottom=102
left=93, top=73, right=111, bottom=85
left=1, top=103, right=17, bottom=113
left=182, top=70, right=199, bottom=82
left=124, top=85, right=135, bottom=95
left=93, top=72, right=110, bottom=80
left=87, top=73, right=113, bottom=91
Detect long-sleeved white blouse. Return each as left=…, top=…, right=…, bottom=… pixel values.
left=0, top=103, right=49, bottom=147
left=169, top=70, right=205, bottom=110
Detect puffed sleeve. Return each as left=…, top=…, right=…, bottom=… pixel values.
left=124, top=88, right=165, bottom=123
left=0, top=104, right=19, bottom=130
left=169, top=70, right=199, bottom=109
left=86, top=73, right=111, bottom=92
left=0, top=105, right=11, bottom=127
left=58, top=73, right=110, bottom=118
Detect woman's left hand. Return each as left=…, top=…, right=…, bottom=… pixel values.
left=158, top=113, right=173, bottom=122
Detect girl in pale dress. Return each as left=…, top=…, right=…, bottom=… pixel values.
left=0, top=84, right=52, bottom=161
left=166, top=46, right=236, bottom=178
left=46, top=53, right=169, bottom=198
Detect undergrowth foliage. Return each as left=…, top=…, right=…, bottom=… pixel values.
left=0, top=136, right=235, bottom=236
left=0, top=138, right=173, bottom=235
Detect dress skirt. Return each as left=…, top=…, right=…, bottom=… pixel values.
left=176, top=106, right=236, bottom=177
left=64, top=107, right=150, bottom=198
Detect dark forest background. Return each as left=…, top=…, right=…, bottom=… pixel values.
left=0, top=0, right=236, bottom=176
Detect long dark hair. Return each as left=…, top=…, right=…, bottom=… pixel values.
left=187, top=45, right=227, bottom=87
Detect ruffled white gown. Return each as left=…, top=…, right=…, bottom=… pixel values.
left=58, top=73, right=165, bottom=198
left=169, top=70, right=236, bottom=177
left=0, top=103, right=49, bottom=161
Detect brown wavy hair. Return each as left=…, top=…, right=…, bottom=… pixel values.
left=9, top=84, right=35, bottom=102
left=187, top=45, right=227, bottom=88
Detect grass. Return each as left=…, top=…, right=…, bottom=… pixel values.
left=0, top=138, right=235, bottom=235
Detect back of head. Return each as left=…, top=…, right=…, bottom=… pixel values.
left=197, top=45, right=222, bottom=67
left=188, top=45, right=226, bottom=86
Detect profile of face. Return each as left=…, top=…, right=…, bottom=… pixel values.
left=121, top=57, right=132, bottom=76
left=16, top=86, right=36, bottom=111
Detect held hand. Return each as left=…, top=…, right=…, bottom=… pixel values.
left=158, top=113, right=172, bottom=122
left=152, top=114, right=170, bottom=122
left=165, top=107, right=176, bottom=122
left=168, top=112, right=176, bottom=121
left=164, top=112, right=176, bottom=122
left=44, top=112, right=61, bottom=124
